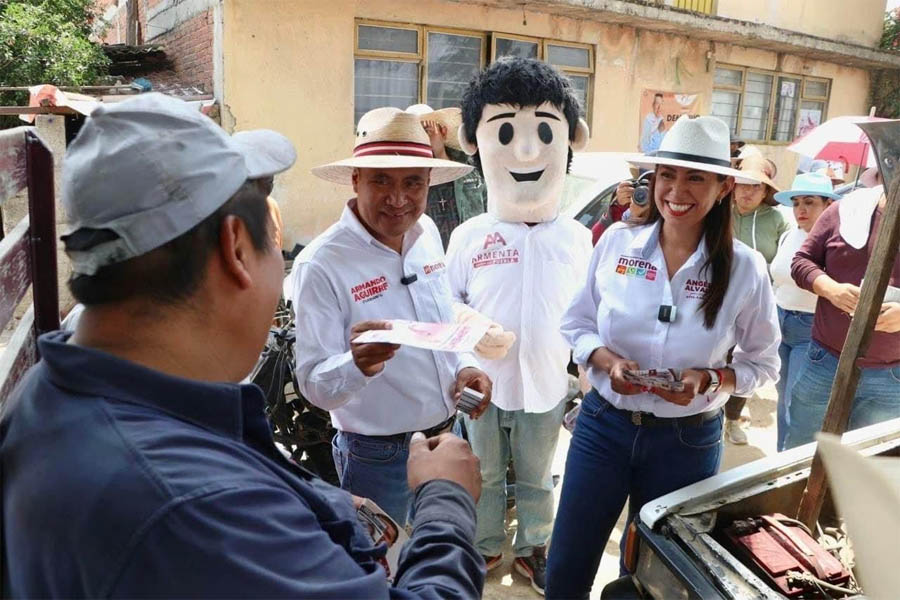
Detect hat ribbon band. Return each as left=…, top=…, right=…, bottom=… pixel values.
left=353, top=141, right=434, bottom=159
left=653, top=150, right=732, bottom=169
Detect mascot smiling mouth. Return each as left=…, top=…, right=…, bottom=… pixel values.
left=509, top=169, right=545, bottom=182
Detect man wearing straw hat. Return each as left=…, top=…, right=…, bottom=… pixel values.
left=407, top=104, right=487, bottom=249
left=291, top=106, right=493, bottom=526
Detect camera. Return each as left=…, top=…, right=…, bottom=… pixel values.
left=628, top=178, right=651, bottom=207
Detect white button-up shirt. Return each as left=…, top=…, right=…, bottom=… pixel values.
left=770, top=228, right=818, bottom=313
left=446, top=214, right=591, bottom=413
left=290, top=202, right=477, bottom=436
left=562, top=221, right=781, bottom=417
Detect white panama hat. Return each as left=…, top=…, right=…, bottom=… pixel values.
left=312, top=107, right=472, bottom=186
left=626, top=115, right=760, bottom=184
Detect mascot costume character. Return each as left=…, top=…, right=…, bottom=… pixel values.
left=445, top=57, right=592, bottom=593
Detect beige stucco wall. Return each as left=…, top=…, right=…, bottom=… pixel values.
left=716, top=0, right=887, bottom=48
left=222, top=0, right=873, bottom=246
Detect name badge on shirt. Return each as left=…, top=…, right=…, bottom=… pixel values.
left=351, top=276, right=389, bottom=303
left=684, top=278, right=710, bottom=300
left=423, top=261, right=445, bottom=275
left=614, top=255, right=658, bottom=281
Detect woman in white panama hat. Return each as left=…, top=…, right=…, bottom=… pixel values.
left=547, top=115, right=781, bottom=599
left=768, top=172, right=840, bottom=450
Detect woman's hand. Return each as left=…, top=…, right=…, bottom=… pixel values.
left=816, top=278, right=860, bottom=314
left=650, top=369, right=710, bottom=406
left=875, top=302, right=900, bottom=333
left=589, top=348, right=642, bottom=395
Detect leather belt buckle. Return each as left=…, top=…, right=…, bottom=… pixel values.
left=631, top=412, right=643, bottom=426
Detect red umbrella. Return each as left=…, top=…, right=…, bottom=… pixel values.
left=788, top=115, right=893, bottom=169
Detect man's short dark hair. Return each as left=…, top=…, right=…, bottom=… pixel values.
left=654, top=93, right=664, bottom=101
left=69, top=180, right=273, bottom=306
left=461, top=57, right=582, bottom=173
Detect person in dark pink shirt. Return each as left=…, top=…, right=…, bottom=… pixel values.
left=787, top=185, right=900, bottom=448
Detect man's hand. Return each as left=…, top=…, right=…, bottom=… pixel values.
left=615, top=180, right=635, bottom=206
left=422, top=120, right=449, bottom=160
left=650, top=368, right=708, bottom=406
left=875, top=302, right=900, bottom=333
left=823, top=281, right=860, bottom=314
left=349, top=320, right=400, bottom=377
left=407, top=432, right=481, bottom=501
left=452, top=367, right=492, bottom=419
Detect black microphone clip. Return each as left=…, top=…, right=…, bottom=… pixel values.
left=401, top=274, right=418, bottom=285
left=658, top=305, right=677, bottom=323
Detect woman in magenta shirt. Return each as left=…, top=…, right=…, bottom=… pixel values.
left=787, top=184, right=900, bottom=447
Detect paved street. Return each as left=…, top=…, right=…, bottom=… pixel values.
left=483, top=382, right=779, bottom=599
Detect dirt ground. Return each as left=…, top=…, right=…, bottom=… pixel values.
left=483, top=381, right=779, bottom=599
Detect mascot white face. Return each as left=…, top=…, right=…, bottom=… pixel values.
left=460, top=101, right=589, bottom=223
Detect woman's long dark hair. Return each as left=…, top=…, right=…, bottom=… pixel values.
left=632, top=172, right=734, bottom=329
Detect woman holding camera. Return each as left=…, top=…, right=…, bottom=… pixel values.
left=591, top=174, right=654, bottom=245
left=545, top=116, right=781, bottom=599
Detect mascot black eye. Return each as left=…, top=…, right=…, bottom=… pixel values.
left=499, top=122, right=514, bottom=145
left=538, top=122, right=553, bottom=144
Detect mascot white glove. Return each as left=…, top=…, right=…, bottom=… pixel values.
left=452, top=303, right=516, bottom=360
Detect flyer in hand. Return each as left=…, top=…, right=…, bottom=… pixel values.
left=352, top=320, right=489, bottom=353
left=356, top=498, right=409, bottom=581
left=622, top=368, right=686, bottom=392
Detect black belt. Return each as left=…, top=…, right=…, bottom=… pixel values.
left=599, top=394, right=721, bottom=427
left=360, top=415, right=456, bottom=443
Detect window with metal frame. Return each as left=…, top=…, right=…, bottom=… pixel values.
left=355, top=20, right=595, bottom=126
left=424, top=29, right=486, bottom=110
left=711, top=64, right=830, bottom=144
left=353, top=22, right=421, bottom=124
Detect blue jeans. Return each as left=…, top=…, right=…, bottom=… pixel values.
left=464, top=400, right=566, bottom=557
left=785, top=341, right=900, bottom=449
left=776, top=308, right=814, bottom=451
left=545, top=390, right=723, bottom=600
left=332, top=430, right=412, bottom=526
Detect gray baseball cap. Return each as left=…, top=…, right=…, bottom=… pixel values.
left=62, top=93, right=295, bottom=276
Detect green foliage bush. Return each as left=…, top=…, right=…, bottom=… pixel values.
left=0, top=0, right=109, bottom=127
left=870, top=9, right=900, bottom=119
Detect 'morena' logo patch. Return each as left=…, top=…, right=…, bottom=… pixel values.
left=615, top=256, right=658, bottom=281
left=351, top=276, right=389, bottom=302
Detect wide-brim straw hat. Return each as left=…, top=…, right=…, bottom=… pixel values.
left=774, top=172, right=841, bottom=206
left=312, top=107, right=472, bottom=186
left=626, top=115, right=760, bottom=184
left=737, top=154, right=781, bottom=205
left=405, top=104, right=464, bottom=150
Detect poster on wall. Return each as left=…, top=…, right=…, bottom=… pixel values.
left=795, top=107, right=823, bottom=138
left=638, top=90, right=700, bottom=153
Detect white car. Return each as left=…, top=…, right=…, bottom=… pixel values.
left=560, top=152, right=634, bottom=230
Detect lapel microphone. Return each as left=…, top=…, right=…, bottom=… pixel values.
left=401, top=274, right=418, bottom=285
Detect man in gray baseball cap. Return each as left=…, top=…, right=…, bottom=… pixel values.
left=1, top=93, right=485, bottom=598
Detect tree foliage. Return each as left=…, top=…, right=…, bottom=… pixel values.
left=0, top=0, right=109, bottom=126
left=871, top=9, right=900, bottom=119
